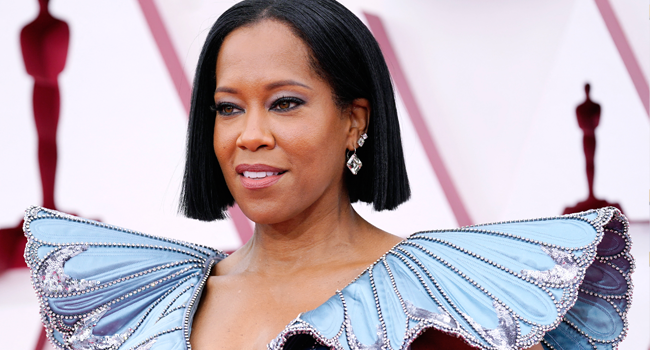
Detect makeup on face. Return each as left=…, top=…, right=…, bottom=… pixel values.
left=235, top=164, right=286, bottom=190
left=212, top=20, right=351, bottom=224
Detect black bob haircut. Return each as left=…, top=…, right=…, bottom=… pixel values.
left=180, top=0, right=410, bottom=221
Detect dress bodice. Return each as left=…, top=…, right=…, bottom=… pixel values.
left=22, top=206, right=633, bottom=350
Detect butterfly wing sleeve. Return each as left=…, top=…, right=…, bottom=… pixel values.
left=23, top=206, right=224, bottom=350
left=539, top=210, right=632, bottom=350
left=279, top=207, right=633, bottom=350
left=396, top=207, right=632, bottom=350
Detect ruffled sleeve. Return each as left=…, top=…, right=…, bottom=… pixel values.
left=22, top=206, right=225, bottom=350
left=23, top=206, right=633, bottom=350
left=540, top=209, right=632, bottom=349
left=270, top=207, right=633, bottom=350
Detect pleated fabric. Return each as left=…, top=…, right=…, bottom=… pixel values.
left=23, top=206, right=632, bottom=350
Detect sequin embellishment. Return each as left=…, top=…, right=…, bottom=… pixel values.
left=344, top=320, right=383, bottom=350
left=23, top=206, right=225, bottom=350
left=520, top=247, right=579, bottom=286
left=404, top=301, right=458, bottom=330
left=270, top=208, right=632, bottom=350
left=23, top=206, right=633, bottom=350
left=65, top=307, right=128, bottom=349
left=464, top=302, right=518, bottom=350
left=38, top=245, right=100, bottom=294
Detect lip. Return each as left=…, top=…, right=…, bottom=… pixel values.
left=235, top=164, right=285, bottom=173
left=236, top=163, right=286, bottom=190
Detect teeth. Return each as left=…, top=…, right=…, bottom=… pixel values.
left=243, top=171, right=280, bottom=179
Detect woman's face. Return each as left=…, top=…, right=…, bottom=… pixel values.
left=213, top=20, right=363, bottom=225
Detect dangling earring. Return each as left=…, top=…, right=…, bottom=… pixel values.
left=357, top=133, right=368, bottom=147
left=347, top=148, right=362, bottom=175
left=347, top=133, right=367, bottom=175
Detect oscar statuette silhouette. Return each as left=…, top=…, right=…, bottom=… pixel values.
left=0, top=0, right=69, bottom=274
left=563, top=84, right=622, bottom=214
left=0, top=2, right=71, bottom=347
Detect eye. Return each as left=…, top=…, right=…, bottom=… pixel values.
left=271, top=97, right=304, bottom=112
left=212, top=102, right=242, bottom=116
left=277, top=100, right=291, bottom=109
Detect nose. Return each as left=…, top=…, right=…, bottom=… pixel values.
left=236, top=107, right=275, bottom=152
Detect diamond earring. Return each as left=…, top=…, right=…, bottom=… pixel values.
left=346, top=148, right=362, bottom=175
left=357, top=133, right=368, bottom=147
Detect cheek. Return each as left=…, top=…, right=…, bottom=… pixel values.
left=213, top=123, right=237, bottom=169
left=279, top=115, right=347, bottom=178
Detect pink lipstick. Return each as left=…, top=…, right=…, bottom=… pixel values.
left=235, top=164, right=286, bottom=190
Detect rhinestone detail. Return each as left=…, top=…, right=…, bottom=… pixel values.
left=38, top=245, right=101, bottom=294
left=22, top=206, right=225, bottom=350
left=65, top=307, right=128, bottom=349
left=520, top=247, right=579, bottom=286
left=22, top=206, right=633, bottom=350
left=269, top=207, right=633, bottom=350
left=347, top=153, right=362, bottom=175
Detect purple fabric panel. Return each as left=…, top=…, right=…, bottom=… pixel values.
left=564, top=292, right=623, bottom=341
left=596, top=229, right=626, bottom=256
left=581, top=260, right=627, bottom=295
left=610, top=256, right=632, bottom=274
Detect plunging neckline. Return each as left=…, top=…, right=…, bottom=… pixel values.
left=186, top=238, right=406, bottom=349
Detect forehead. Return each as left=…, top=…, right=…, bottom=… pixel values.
left=215, top=20, right=316, bottom=86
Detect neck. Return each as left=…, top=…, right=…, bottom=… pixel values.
left=227, top=194, right=370, bottom=277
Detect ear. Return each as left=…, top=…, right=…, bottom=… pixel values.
left=345, top=98, right=370, bottom=151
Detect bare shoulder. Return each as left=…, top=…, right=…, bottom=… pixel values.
left=356, top=223, right=403, bottom=262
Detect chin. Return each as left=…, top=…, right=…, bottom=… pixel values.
left=236, top=202, right=288, bottom=226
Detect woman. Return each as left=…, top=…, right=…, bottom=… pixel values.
left=183, top=0, right=410, bottom=347
left=22, top=0, right=632, bottom=349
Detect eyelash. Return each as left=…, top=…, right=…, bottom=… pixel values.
left=270, top=96, right=305, bottom=111
left=211, top=102, right=241, bottom=116
left=210, top=97, right=305, bottom=116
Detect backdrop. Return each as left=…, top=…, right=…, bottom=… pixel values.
left=0, top=0, right=647, bottom=348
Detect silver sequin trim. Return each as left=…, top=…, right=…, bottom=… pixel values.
left=464, top=301, right=518, bottom=350
left=520, top=247, right=579, bottom=286
left=404, top=300, right=458, bottom=330
left=344, top=319, right=383, bottom=350
left=65, top=307, right=128, bottom=349
left=39, top=245, right=100, bottom=294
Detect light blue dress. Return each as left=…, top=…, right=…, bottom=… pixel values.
left=23, top=206, right=633, bottom=350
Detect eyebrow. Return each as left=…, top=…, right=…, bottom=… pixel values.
left=266, top=80, right=312, bottom=90
left=214, top=86, right=238, bottom=94
left=214, top=79, right=312, bottom=94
